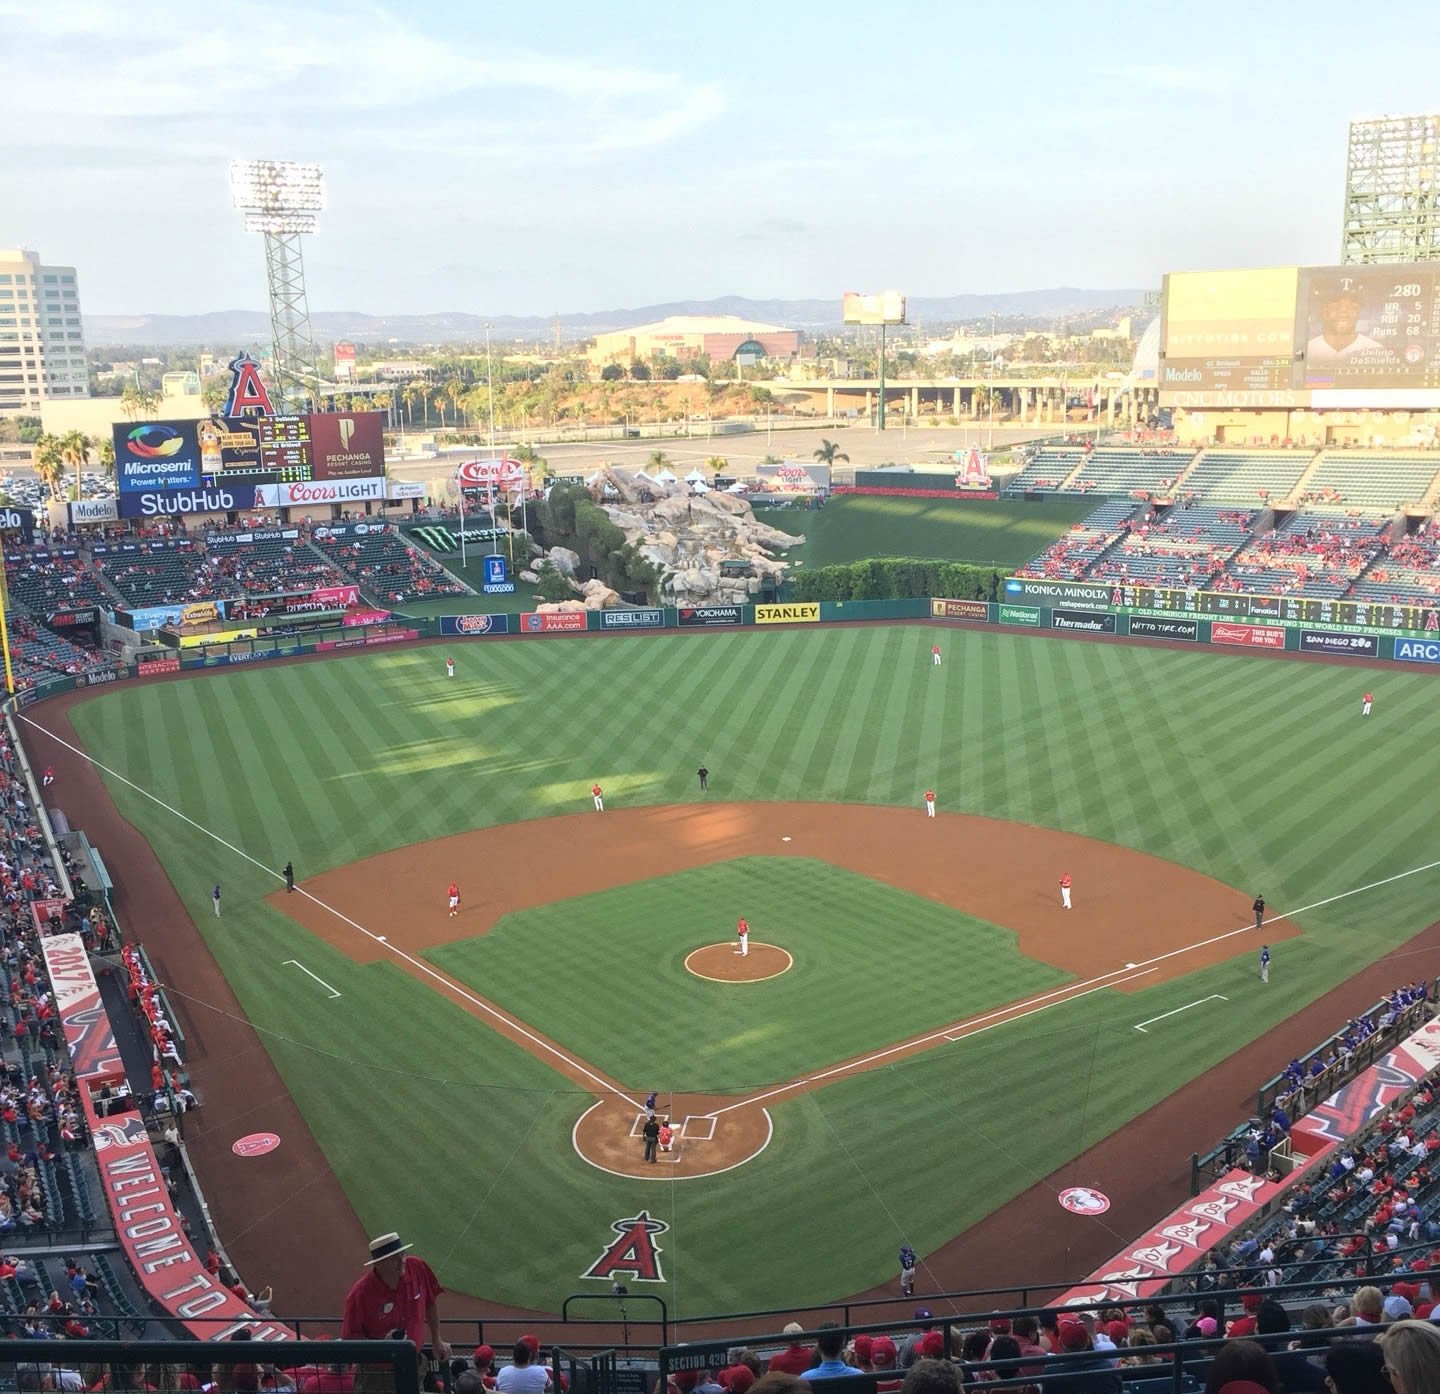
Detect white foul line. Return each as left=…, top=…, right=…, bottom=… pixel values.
left=1134, top=993, right=1229, bottom=1033
left=21, top=718, right=643, bottom=1112
left=20, top=711, right=1440, bottom=1114
left=283, top=960, right=342, bottom=1000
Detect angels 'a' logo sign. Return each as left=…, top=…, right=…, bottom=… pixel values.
left=224, top=352, right=277, bottom=417
left=582, top=1211, right=669, bottom=1283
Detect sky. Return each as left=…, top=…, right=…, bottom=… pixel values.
left=5, top=0, right=1440, bottom=318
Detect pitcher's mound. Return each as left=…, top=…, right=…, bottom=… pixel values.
left=685, top=942, right=793, bottom=983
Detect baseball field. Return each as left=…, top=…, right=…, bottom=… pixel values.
left=30, top=624, right=1440, bottom=1319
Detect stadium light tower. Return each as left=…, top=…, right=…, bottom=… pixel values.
left=229, top=159, right=326, bottom=407
left=1341, top=115, right=1440, bottom=264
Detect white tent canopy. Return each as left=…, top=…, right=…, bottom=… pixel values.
left=691, top=479, right=711, bottom=493
left=684, top=468, right=707, bottom=482
left=655, top=468, right=679, bottom=483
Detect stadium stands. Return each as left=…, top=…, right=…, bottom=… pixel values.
left=1089, top=506, right=1255, bottom=587
left=1222, top=513, right=1392, bottom=598
left=1180, top=450, right=1318, bottom=504
left=93, top=545, right=214, bottom=607
left=8, top=614, right=116, bottom=689
left=1003, top=447, right=1084, bottom=493
left=3, top=551, right=109, bottom=613
left=312, top=525, right=470, bottom=604
left=1353, top=523, right=1440, bottom=605
left=1298, top=453, right=1440, bottom=512
left=1064, top=448, right=1197, bottom=497
left=1016, top=500, right=1142, bottom=579
left=199, top=532, right=352, bottom=596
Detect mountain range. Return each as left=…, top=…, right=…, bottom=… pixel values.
left=83, top=289, right=1149, bottom=348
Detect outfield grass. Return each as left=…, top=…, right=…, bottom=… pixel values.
left=428, top=858, right=1069, bottom=1091
left=64, top=627, right=1440, bottom=1314
left=753, top=494, right=1095, bottom=569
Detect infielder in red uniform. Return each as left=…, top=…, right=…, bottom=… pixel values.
left=592, top=783, right=605, bottom=812
left=447, top=882, right=460, bottom=917
left=735, top=917, right=749, bottom=957
left=924, top=789, right=936, bottom=818
left=1059, top=873, right=1072, bottom=910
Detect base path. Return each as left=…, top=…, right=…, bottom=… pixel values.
left=272, top=802, right=1292, bottom=1180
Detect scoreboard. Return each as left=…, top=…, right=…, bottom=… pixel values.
left=257, top=416, right=313, bottom=481
left=1106, top=584, right=1440, bottom=633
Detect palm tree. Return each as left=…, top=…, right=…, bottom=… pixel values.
left=58, top=429, right=90, bottom=501
left=98, top=438, right=116, bottom=478
left=444, top=378, right=467, bottom=428
left=648, top=450, right=672, bottom=474
left=705, top=455, right=728, bottom=478
left=431, top=384, right=449, bottom=430
left=32, top=434, right=66, bottom=500
left=372, top=391, right=394, bottom=428
left=119, top=384, right=144, bottom=421
left=403, top=380, right=427, bottom=428
left=813, top=438, right=849, bottom=467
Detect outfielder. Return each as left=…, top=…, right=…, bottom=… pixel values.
left=931, top=643, right=942, bottom=667
left=924, top=789, right=936, bottom=818
left=1362, top=691, right=1373, bottom=717
left=1260, top=944, right=1271, bottom=984
left=736, top=917, right=749, bottom=957
left=448, top=881, right=460, bottom=918
left=1059, top=873, right=1072, bottom=910
left=592, top=783, right=605, bottom=812
left=446, top=657, right=455, bottom=678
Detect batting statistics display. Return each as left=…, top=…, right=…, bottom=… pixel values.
left=1103, top=584, right=1440, bottom=633
left=1159, top=259, right=1440, bottom=407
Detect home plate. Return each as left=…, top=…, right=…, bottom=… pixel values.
left=781, top=836, right=791, bottom=842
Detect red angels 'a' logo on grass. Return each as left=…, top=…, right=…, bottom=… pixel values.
left=582, top=1211, right=669, bottom=1283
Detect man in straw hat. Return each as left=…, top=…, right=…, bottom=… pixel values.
left=343, top=1232, right=450, bottom=1391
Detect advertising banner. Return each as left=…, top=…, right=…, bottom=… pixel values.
left=30, top=899, right=67, bottom=936
left=343, top=608, right=391, bottom=626
left=119, top=484, right=261, bottom=519
left=311, top=522, right=386, bottom=540
left=678, top=605, right=744, bottom=627
left=1298, top=630, right=1379, bottom=658
left=137, top=656, right=181, bottom=675
left=78, top=670, right=121, bottom=688
left=114, top=421, right=203, bottom=493
left=997, top=604, right=1041, bottom=627
left=307, top=411, right=386, bottom=480
left=124, top=604, right=211, bottom=632
left=929, top=598, right=989, bottom=621
left=600, top=608, right=665, bottom=629
left=315, top=627, right=419, bottom=651
left=1052, top=608, right=1117, bottom=633
left=46, top=608, right=99, bottom=628
left=842, top=290, right=907, bottom=325
left=440, top=613, right=511, bottom=636
left=521, top=610, right=588, bottom=633
left=69, top=497, right=120, bottom=526
left=312, top=585, right=360, bottom=608
left=1129, top=616, right=1199, bottom=641
left=205, top=528, right=299, bottom=548
left=1212, top=622, right=1286, bottom=649
left=82, top=1080, right=293, bottom=1340
left=39, top=933, right=122, bottom=1081
left=255, top=476, right=386, bottom=508
left=755, top=462, right=831, bottom=493
left=1055, top=1170, right=1283, bottom=1307
left=481, top=554, right=516, bottom=595
left=199, top=416, right=263, bottom=474
left=227, top=595, right=340, bottom=622
left=1003, top=578, right=1112, bottom=609
left=388, top=480, right=426, bottom=500
left=1395, top=637, right=1440, bottom=664
left=177, top=628, right=258, bottom=649
left=0, top=506, right=35, bottom=541
left=755, top=603, right=820, bottom=625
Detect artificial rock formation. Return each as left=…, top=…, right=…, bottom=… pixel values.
left=584, top=465, right=804, bottom=605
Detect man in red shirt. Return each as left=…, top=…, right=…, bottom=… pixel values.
left=767, top=1323, right=816, bottom=1375
left=1363, top=691, right=1373, bottom=717
left=735, top=918, right=749, bottom=958
left=342, top=1233, right=450, bottom=1389
left=448, top=883, right=460, bottom=918
left=592, top=784, right=605, bottom=813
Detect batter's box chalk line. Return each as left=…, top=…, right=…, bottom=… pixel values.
left=681, top=1115, right=717, bottom=1141
left=628, top=1112, right=649, bottom=1138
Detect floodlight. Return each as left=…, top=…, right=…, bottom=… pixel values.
left=229, top=159, right=326, bottom=407
left=230, top=160, right=326, bottom=234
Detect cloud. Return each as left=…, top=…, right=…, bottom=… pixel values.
left=1097, top=64, right=1220, bottom=92
left=3, top=0, right=727, bottom=168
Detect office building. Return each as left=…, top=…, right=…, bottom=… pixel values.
left=0, top=248, right=90, bottom=414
